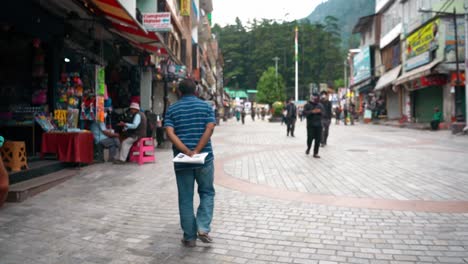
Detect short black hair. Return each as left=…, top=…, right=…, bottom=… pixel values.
left=178, top=79, right=196, bottom=95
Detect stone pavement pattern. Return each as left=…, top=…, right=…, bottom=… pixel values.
left=0, top=118, right=468, bottom=264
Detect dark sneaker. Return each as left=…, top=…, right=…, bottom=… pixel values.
left=305, top=149, right=310, bottom=155
left=181, top=239, right=196, bottom=247
left=197, top=232, right=213, bottom=243
left=113, top=160, right=125, bottom=165
left=313, top=154, right=321, bottom=159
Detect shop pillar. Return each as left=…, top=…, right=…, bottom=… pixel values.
left=140, top=68, right=152, bottom=112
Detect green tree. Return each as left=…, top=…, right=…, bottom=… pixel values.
left=256, top=67, right=286, bottom=105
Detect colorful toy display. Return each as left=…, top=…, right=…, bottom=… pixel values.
left=54, top=109, right=67, bottom=129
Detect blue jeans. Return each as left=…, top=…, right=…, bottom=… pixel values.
left=175, top=162, right=215, bottom=241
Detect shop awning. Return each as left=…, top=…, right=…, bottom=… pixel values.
left=374, top=65, right=401, bottom=91
left=247, top=89, right=257, bottom=94
left=91, top=0, right=167, bottom=54
left=351, top=78, right=373, bottom=93
left=394, top=59, right=443, bottom=86
left=91, top=0, right=146, bottom=32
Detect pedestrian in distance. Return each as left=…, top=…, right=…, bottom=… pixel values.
left=285, top=98, right=297, bottom=137
left=235, top=109, right=241, bottom=122
left=349, top=102, right=356, bottom=125
left=430, top=106, right=442, bottom=130
left=251, top=106, right=256, bottom=121
left=303, top=93, right=324, bottom=158
left=260, top=107, right=266, bottom=120
left=320, top=91, right=332, bottom=147
left=164, top=79, right=216, bottom=248
left=343, top=104, right=349, bottom=126
left=241, top=108, right=246, bottom=125
left=334, top=106, right=342, bottom=125
left=298, top=107, right=304, bottom=122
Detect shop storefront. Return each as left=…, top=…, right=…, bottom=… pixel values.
left=374, top=66, right=402, bottom=120
left=0, top=2, right=65, bottom=156
left=412, top=82, right=444, bottom=123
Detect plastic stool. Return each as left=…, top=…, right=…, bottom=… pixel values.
left=129, top=137, right=155, bottom=165
left=1, top=141, right=29, bottom=172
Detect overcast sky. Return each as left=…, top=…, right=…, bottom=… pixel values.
left=211, top=0, right=325, bottom=27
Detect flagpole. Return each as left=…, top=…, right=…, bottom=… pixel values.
left=295, top=26, right=299, bottom=102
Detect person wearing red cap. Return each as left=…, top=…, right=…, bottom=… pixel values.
left=114, top=102, right=147, bottom=164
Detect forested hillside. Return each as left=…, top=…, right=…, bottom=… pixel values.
left=306, top=0, right=375, bottom=48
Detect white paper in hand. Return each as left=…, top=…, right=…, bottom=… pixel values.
left=172, top=153, right=208, bottom=164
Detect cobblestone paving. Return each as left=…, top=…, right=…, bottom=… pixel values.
left=1, top=118, right=468, bottom=264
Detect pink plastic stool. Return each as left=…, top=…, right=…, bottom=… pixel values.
left=129, top=137, right=155, bottom=165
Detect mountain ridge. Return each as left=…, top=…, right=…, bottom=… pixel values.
left=305, top=0, right=376, bottom=48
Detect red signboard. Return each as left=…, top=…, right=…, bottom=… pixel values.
left=412, top=74, right=447, bottom=89
left=451, top=72, right=465, bottom=86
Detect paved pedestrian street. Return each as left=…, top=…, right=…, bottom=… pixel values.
left=1, top=118, right=468, bottom=264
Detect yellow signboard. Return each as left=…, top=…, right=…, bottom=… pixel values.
left=180, top=0, right=190, bottom=16
left=406, top=18, right=440, bottom=59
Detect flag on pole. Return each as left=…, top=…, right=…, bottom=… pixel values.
left=294, top=26, right=298, bottom=62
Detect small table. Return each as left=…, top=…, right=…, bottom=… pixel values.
left=41, top=132, right=94, bottom=163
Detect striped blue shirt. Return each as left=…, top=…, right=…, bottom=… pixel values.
left=164, top=95, right=216, bottom=171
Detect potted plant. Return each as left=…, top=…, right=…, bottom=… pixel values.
left=269, top=101, right=284, bottom=122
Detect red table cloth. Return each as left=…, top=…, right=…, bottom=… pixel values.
left=41, top=132, right=94, bottom=163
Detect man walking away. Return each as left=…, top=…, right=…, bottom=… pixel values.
left=320, top=91, right=332, bottom=147
left=303, top=93, right=323, bottom=158
left=165, top=79, right=216, bottom=248
left=286, top=98, right=297, bottom=137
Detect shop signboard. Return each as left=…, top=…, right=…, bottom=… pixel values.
left=405, top=51, right=431, bottom=71
left=353, top=46, right=372, bottom=84
left=444, top=17, right=465, bottom=62
left=143, top=12, right=172, bottom=32
left=180, top=0, right=191, bottom=16
left=405, top=18, right=440, bottom=71
left=411, top=74, right=447, bottom=90
left=451, top=72, right=465, bottom=86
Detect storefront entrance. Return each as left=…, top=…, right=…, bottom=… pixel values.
left=413, top=86, right=443, bottom=123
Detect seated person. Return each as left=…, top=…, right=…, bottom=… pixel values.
left=114, top=102, right=147, bottom=164
left=90, top=114, right=120, bottom=162
left=430, top=107, right=442, bottom=131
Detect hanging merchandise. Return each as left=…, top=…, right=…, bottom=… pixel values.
left=54, top=109, right=67, bottom=129
left=96, top=96, right=105, bottom=122
left=31, top=38, right=48, bottom=105
left=95, top=65, right=106, bottom=122
left=96, top=65, right=105, bottom=96
left=34, top=112, right=56, bottom=132
left=67, top=109, right=79, bottom=129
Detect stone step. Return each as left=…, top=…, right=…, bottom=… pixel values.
left=7, top=169, right=78, bottom=203
left=8, top=159, right=67, bottom=184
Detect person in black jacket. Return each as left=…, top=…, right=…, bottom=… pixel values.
left=320, top=91, right=332, bottom=147
left=303, top=93, right=324, bottom=158
left=285, top=98, right=297, bottom=137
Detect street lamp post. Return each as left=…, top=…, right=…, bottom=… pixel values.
left=273, top=56, right=280, bottom=98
